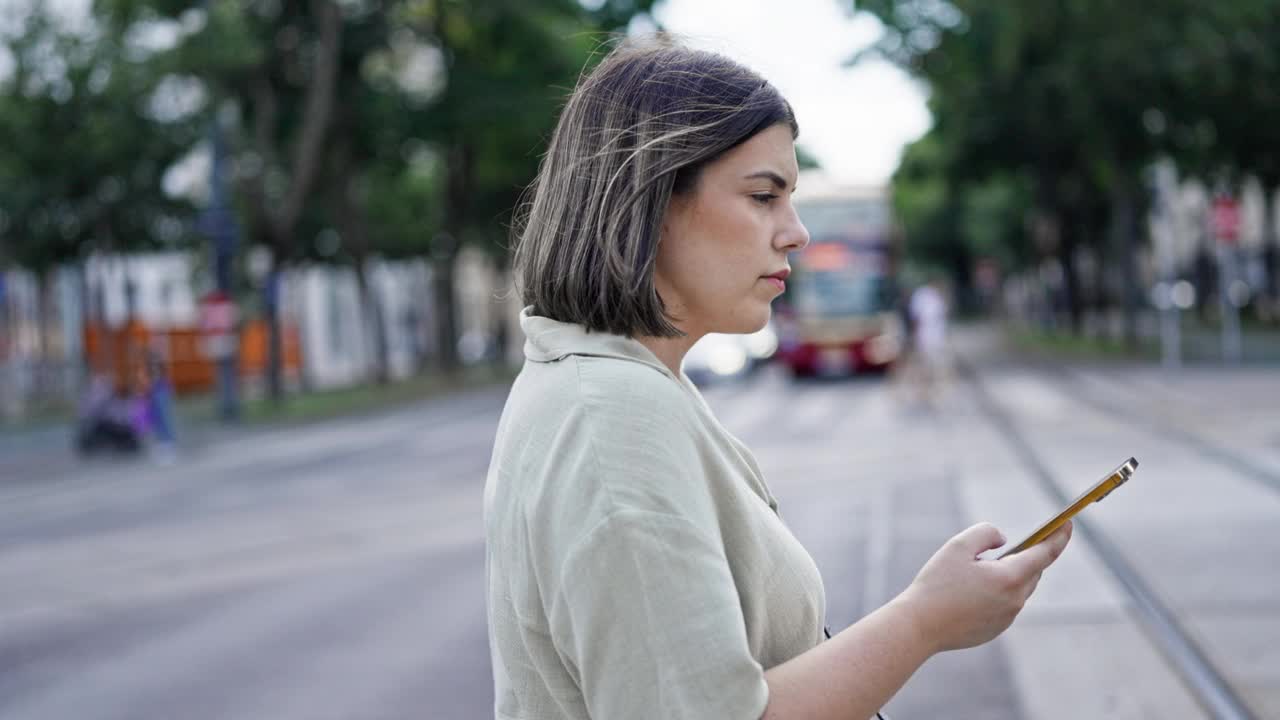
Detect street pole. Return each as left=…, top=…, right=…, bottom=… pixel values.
left=198, top=0, right=240, bottom=422
left=1218, top=244, right=1242, bottom=364
left=207, top=120, right=240, bottom=421
left=1159, top=272, right=1181, bottom=371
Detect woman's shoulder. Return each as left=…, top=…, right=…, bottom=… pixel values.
left=498, top=354, right=700, bottom=469
left=493, top=356, right=715, bottom=559
left=509, top=351, right=689, bottom=412
left=573, top=354, right=693, bottom=421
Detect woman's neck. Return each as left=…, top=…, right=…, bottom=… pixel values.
left=636, top=331, right=704, bottom=378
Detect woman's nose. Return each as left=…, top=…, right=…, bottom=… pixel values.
left=777, top=207, right=810, bottom=252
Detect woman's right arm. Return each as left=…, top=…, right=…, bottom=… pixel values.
left=761, top=521, right=1073, bottom=720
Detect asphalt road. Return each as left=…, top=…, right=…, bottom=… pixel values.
left=1, top=348, right=1277, bottom=719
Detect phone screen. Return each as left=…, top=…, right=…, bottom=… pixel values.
left=996, top=457, right=1139, bottom=559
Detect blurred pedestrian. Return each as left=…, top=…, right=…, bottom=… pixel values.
left=74, top=372, right=142, bottom=455
left=907, top=276, right=952, bottom=407
left=144, top=348, right=178, bottom=464
left=485, top=36, right=1071, bottom=720
left=127, top=362, right=153, bottom=442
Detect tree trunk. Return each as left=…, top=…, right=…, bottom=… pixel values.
left=1195, top=246, right=1216, bottom=323
left=270, top=0, right=343, bottom=241
left=75, top=261, right=92, bottom=375
left=92, top=264, right=114, bottom=381
left=354, top=254, right=390, bottom=384
left=1112, top=181, right=1141, bottom=349
left=1036, top=170, right=1084, bottom=334
left=491, top=250, right=512, bottom=366
left=435, top=141, right=473, bottom=373
left=1263, top=185, right=1279, bottom=320
left=0, top=268, right=9, bottom=367
left=35, top=269, right=53, bottom=399
left=433, top=241, right=461, bottom=372
left=264, top=256, right=285, bottom=403
left=1056, top=209, right=1084, bottom=335
left=329, top=144, right=390, bottom=385
left=242, top=0, right=343, bottom=405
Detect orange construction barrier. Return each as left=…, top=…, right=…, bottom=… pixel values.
left=84, top=319, right=302, bottom=395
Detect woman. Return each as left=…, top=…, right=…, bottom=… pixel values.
left=484, top=37, right=1071, bottom=720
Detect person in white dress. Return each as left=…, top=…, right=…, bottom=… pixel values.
left=908, top=279, right=951, bottom=404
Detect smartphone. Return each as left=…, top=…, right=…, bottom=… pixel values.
left=996, top=457, right=1139, bottom=559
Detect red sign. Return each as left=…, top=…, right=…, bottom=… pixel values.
left=1212, top=197, right=1241, bottom=244
left=199, top=291, right=239, bottom=359
left=199, top=291, right=237, bottom=333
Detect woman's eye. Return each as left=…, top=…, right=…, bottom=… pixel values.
left=751, top=193, right=778, bottom=205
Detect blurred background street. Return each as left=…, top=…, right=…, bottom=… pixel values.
left=3, top=0, right=1280, bottom=718
left=2, top=330, right=1278, bottom=719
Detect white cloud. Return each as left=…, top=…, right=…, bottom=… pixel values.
left=654, top=0, right=932, bottom=186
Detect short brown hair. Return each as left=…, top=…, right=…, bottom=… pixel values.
left=512, top=36, right=798, bottom=338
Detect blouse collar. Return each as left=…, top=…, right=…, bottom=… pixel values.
left=520, top=306, right=678, bottom=382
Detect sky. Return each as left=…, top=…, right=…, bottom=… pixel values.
left=653, top=0, right=932, bottom=186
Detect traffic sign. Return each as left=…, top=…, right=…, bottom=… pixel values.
left=1212, top=197, right=1241, bottom=245
left=199, top=290, right=239, bottom=359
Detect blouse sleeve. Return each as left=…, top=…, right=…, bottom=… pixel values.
left=551, top=508, right=769, bottom=720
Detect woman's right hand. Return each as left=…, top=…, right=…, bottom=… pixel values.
left=892, top=521, right=1073, bottom=653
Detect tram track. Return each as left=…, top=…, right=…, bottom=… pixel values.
left=1045, top=365, right=1280, bottom=495
left=959, top=359, right=1260, bottom=720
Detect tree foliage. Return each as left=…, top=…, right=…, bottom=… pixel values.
left=851, top=0, right=1280, bottom=325
left=0, top=4, right=199, bottom=274
left=0, top=0, right=659, bottom=395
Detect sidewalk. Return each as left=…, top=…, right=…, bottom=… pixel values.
left=0, top=365, right=517, bottom=487
left=1007, top=316, right=1280, bottom=366
left=940, top=322, right=1279, bottom=719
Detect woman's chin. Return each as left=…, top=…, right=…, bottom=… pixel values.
left=719, top=304, right=771, bottom=335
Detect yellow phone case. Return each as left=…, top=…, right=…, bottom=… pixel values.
left=997, top=457, right=1139, bottom=559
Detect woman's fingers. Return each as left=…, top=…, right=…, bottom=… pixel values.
left=951, top=522, right=1007, bottom=557
left=1019, top=570, right=1043, bottom=603
left=1003, top=521, right=1073, bottom=578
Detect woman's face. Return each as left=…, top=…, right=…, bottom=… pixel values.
left=655, top=123, right=810, bottom=338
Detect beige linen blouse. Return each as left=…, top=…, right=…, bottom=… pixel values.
left=483, top=309, right=827, bottom=720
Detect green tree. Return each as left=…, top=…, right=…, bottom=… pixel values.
left=408, top=0, right=658, bottom=370
left=850, top=0, right=1278, bottom=335
left=96, top=0, right=346, bottom=399
left=311, top=0, right=659, bottom=377
left=85, top=0, right=659, bottom=396
left=0, top=3, right=199, bottom=369
left=0, top=5, right=198, bottom=266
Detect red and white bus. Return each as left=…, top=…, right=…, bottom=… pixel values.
left=774, top=180, right=902, bottom=377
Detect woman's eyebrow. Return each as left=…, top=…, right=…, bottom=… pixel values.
left=743, top=170, right=795, bottom=192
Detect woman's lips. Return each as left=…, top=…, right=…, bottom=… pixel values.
left=763, top=268, right=790, bottom=292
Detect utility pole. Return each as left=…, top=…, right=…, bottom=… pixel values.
left=196, top=0, right=240, bottom=421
